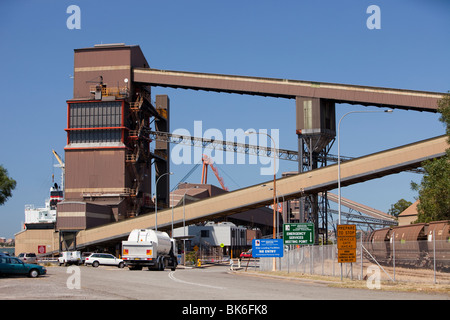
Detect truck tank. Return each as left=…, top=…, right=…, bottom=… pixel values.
left=127, top=229, right=172, bottom=255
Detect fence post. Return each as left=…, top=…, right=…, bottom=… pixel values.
left=433, top=230, right=436, bottom=284
left=360, top=236, right=363, bottom=280
left=321, top=243, right=324, bottom=276
left=331, top=244, right=336, bottom=277
left=392, top=231, right=396, bottom=282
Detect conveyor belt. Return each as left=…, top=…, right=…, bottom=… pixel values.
left=75, top=135, right=447, bottom=247
left=133, top=68, right=444, bottom=112
left=326, top=192, right=396, bottom=223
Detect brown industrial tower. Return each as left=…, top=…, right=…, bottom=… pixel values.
left=57, top=44, right=170, bottom=250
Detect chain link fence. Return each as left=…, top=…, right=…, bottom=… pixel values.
left=258, top=241, right=450, bottom=284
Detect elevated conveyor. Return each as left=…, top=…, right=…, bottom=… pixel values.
left=75, top=135, right=447, bottom=248
left=133, top=68, right=444, bottom=112
left=327, top=192, right=395, bottom=222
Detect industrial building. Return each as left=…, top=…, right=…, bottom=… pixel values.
left=14, top=43, right=446, bottom=257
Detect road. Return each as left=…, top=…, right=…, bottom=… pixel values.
left=0, top=264, right=448, bottom=301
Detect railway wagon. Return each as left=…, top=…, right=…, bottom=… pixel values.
left=390, top=223, right=428, bottom=267
left=367, top=220, right=450, bottom=270
left=368, top=227, right=391, bottom=263
left=425, top=220, right=450, bottom=269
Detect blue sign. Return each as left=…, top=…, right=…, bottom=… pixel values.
left=252, top=239, right=284, bottom=258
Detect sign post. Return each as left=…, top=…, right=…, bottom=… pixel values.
left=337, top=224, right=356, bottom=280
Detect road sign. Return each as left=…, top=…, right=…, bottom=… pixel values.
left=283, top=223, right=314, bottom=245
left=338, top=249, right=357, bottom=263
left=337, top=224, right=356, bottom=237
left=252, top=239, right=284, bottom=258
left=38, top=245, right=46, bottom=254
left=337, top=225, right=356, bottom=263
left=337, top=237, right=356, bottom=249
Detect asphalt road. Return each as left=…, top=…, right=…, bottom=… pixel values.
left=0, top=264, right=448, bottom=301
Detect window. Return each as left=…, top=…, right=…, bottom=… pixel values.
left=69, top=101, right=122, bottom=129
left=201, top=230, right=209, bottom=238
left=303, top=100, right=313, bottom=130
left=68, top=101, right=123, bottom=144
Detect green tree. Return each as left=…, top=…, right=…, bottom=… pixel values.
left=388, top=199, right=412, bottom=218
left=411, top=92, right=450, bottom=223
left=0, top=165, right=17, bottom=205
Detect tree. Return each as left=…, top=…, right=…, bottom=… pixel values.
left=388, top=199, right=412, bottom=218
left=411, top=92, right=450, bottom=223
left=0, top=165, right=17, bottom=206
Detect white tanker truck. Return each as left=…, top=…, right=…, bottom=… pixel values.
left=122, top=229, right=177, bottom=271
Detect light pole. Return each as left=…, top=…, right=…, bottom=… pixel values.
left=246, top=130, right=278, bottom=271
left=338, top=110, right=392, bottom=225
left=269, top=187, right=285, bottom=239
left=270, top=187, right=286, bottom=271
left=182, top=185, right=198, bottom=264
left=170, top=182, right=181, bottom=237
left=155, top=172, right=173, bottom=231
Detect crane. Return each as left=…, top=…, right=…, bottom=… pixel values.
left=201, top=154, right=228, bottom=191
left=52, top=149, right=65, bottom=192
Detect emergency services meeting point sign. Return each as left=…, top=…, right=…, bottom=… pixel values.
left=283, top=223, right=314, bottom=245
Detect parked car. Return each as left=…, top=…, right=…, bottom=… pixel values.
left=58, top=251, right=81, bottom=266
left=240, top=249, right=253, bottom=259
left=17, top=252, right=37, bottom=264
left=0, top=256, right=46, bottom=278
left=81, top=252, right=92, bottom=264
left=85, top=253, right=124, bottom=268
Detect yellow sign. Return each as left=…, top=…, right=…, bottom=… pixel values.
left=337, top=236, right=357, bottom=249
left=337, top=224, right=356, bottom=237
left=337, top=225, right=356, bottom=263
left=338, top=250, right=357, bottom=263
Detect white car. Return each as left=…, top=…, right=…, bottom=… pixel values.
left=85, top=253, right=124, bottom=268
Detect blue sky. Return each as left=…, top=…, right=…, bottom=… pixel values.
left=0, top=1, right=449, bottom=238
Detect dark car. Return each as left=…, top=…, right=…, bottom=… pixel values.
left=0, top=256, right=46, bottom=278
